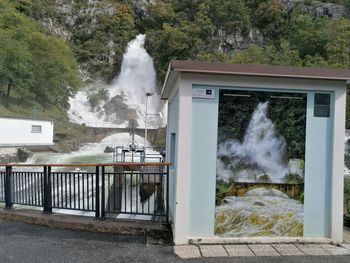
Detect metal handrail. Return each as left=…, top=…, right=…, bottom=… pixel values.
left=0, top=163, right=170, bottom=223
left=0, top=162, right=171, bottom=167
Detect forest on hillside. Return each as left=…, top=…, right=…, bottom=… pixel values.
left=1, top=0, right=350, bottom=118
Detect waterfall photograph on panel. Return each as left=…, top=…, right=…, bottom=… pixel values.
left=215, top=90, right=306, bottom=237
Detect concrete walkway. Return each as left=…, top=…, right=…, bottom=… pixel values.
left=174, top=243, right=350, bottom=259
left=1, top=219, right=350, bottom=263
left=174, top=225, right=350, bottom=259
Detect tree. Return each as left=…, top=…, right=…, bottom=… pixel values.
left=30, top=32, right=81, bottom=107
left=325, top=18, right=350, bottom=69
left=232, top=44, right=273, bottom=64
left=147, top=24, right=191, bottom=81
left=0, top=29, right=33, bottom=102
left=208, top=0, right=251, bottom=33
left=303, top=54, right=329, bottom=68
left=286, top=14, right=329, bottom=58
left=271, top=39, right=302, bottom=66
left=252, top=0, right=287, bottom=38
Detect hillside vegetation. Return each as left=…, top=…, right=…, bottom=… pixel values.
left=1, top=0, right=350, bottom=129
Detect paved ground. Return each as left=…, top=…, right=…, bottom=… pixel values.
left=0, top=220, right=350, bottom=263
left=174, top=244, right=350, bottom=259
left=344, top=226, right=350, bottom=243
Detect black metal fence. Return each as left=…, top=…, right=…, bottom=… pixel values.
left=0, top=163, right=170, bottom=222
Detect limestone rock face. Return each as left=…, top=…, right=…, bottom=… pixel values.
left=17, top=148, right=33, bottom=162
left=216, top=28, right=264, bottom=52
left=281, top=0, right=345, bottom=18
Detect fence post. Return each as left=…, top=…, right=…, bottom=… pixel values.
left=5, top=166, right=13, bottom=209
left=95, top=166, right=100, bottom=219
left=43, top=166, right=52, bottom=213
left=166, top=165, right=169, bottom=224
left=101, top=166, right=105, bottom=219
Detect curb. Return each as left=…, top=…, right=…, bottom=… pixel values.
left=0, top=208, right=170, bottom=237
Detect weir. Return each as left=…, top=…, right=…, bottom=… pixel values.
left=86, top=126, right=165, bottom=147
left=216, top=182, right=303, bottom=204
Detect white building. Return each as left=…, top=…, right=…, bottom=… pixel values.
left=0, top=116, right=54, bottom=147
left=162, top=60, right=350, bottom=245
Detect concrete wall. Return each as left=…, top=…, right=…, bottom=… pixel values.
left=0, top=117, right=54, bottom=147
left=86, top=127, right=166, bottom=147
left=166, top=90, right=179, bottom=223
left=166, top=72, right=346, bottom=244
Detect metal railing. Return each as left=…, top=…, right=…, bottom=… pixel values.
left=112, top=146, right=164, bottom=164
left=0, top=163, right=170, bottom=222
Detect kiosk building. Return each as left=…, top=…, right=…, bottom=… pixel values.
left=162, top=60, right=350, bottom=245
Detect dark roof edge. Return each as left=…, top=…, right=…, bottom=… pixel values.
left=171, top=60, right=350, bottom=81
left=174, top=68, right=350, bottom=81
left=161, top=60, right=350, bottom=99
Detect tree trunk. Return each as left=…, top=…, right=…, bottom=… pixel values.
left=0, top=86, right=3, bottom=106
left=6, top=81, right=12, bottom=97
left=17, top=96, right=24, bottom=105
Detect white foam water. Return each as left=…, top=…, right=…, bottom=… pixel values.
left=67, top=34, right=166, bottom=128
left=217, top=102, right=290, bottom=183
left=216, top=188, right=303, bottom=237
left=25, top=133, right=152, bottom=166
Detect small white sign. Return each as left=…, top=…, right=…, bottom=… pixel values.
left=192, top=88, right=215, bottom=99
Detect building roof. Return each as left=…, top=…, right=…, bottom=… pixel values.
left=0, top=115, right=53, bottom=123
left=162, top=60, right=350, bottom=99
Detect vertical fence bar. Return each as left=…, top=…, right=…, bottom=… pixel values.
left=47, top=166, right=52, bottom=213
left=101, top=166, right=105, bottom=219
left=43, top=166, right=52, bottom=213
left=166, top=165, right=169, bottom=224
left=95, top=166, right=100, bottom=219
left=43, top=166, right=48, bottom=212
left=5, top=166, right=13, bottom=209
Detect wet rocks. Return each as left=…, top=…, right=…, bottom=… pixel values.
left=102, top=95, right=138, bottom=125
left=104, top=146, right=114, bottom=153
left=102, top=95, right=128, bottom=115
left=17, top=148, right=33, bottom=162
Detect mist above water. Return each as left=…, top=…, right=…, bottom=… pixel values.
left=109, top=34, right=159, bottom=112
left=26, top=133, right=150, bottom=166
left=68, top=34, right=165, bottom=128
left=217, top=102, right=289, bottom=183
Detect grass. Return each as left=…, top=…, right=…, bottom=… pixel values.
left=0, top=90, right=90, bottom=152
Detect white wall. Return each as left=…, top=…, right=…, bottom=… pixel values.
left=0, top=117, right=54, bottom=147
left=168, top=73, right=347, bottom=244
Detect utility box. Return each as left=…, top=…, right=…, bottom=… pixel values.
left=161, top=60, right=350, bottom=245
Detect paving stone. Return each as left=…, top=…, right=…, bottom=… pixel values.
left=249, top=244, right=280, bottom=256
left=224, top=245, right=255, bottom=257
left=340, top=243, right=350, bottom=251
left=319, top=244, right=350, bottom=256
left=200, top=245, right=228, bottom=257
left=174, top=245, right=201, bottom=259
left=296, top=244, right=330, bottom=256
left=273, top=244, right=305, bottom=256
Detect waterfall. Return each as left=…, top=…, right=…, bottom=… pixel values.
left=217, top=102, right=289, bottom=183
left=109, top=34, right=158, bottom=113
left=67, top=34, right=166, bottom=128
